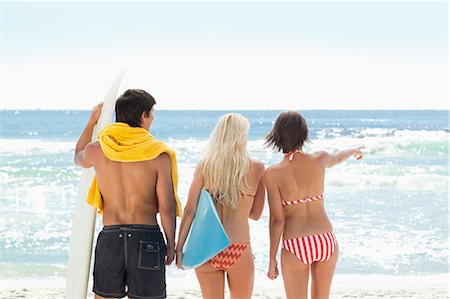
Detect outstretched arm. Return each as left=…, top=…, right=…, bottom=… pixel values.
left=266, top=170, right=284, bottom=280
left=175, top=163, right=204, bottom=269
left=74, top=103, right=103, bottom=168
left=320, top=146, right=364, bottom=168
left=156, top=154, right=177, bottom=266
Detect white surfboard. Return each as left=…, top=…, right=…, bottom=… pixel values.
left=65, top=69, right=126, bottom=298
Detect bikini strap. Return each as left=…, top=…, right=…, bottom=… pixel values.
left=284, top=150, right=305, bottom=162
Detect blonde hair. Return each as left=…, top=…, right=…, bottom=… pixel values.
left=202, top=113, right=251, bottom=208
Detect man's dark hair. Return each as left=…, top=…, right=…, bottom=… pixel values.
left=115, top=89, right=156, bottom=127
left=265, top=111, right=309, bottom=153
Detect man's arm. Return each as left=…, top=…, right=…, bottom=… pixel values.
left=156, top=153, right=176, bottom=266
left=74, top=103, right=103, bottom=168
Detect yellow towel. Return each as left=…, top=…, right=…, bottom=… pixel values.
left=86, top=122, right=182, bottom=217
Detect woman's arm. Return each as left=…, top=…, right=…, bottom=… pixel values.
left=175, top=162, right=204, bottom=269
left=249, top=161, right=266, bottom=221
left=320, top=146, right=364, bottom=168
left=265, top=169, right=284, bottom=280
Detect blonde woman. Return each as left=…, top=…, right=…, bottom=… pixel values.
left=176, top=113, right=265, bottom=299
left=265, top=111, right=363, bottom=299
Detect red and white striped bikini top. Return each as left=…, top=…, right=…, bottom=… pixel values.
left=282, top=149, right=323, bottom=207
left=282, top=194, right=323, bottom=207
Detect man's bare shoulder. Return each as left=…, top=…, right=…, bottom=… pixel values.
left=153, top=152, right=171, bottom=167
left=78, top=141, right=101, bottom=167
left=86, top=141, right=101, bottom=152
left=87, top=141, right=104, bottom=158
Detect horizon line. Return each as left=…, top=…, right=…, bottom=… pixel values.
left=1, top=108, right=448, bottom=112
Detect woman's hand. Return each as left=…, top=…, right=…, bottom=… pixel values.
left=353, top=146, right=365, bottom=160
left=267, top=259, right=279, bottom=280
left=175, top=247, right=185, bottom=270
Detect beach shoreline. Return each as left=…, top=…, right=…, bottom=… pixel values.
left=1, top=273, right=448, bottom=298
left=2, top=110, right=448, bottom=298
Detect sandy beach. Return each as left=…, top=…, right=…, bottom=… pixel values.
left=1, top=274, right=448, bottom=298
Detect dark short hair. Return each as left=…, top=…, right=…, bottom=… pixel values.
left=115, top=89, right=156, bottom=127
left=265, top=111, right=309, bottom=153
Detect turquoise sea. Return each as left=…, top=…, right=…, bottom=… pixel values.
left=0, top=110, right=448, bottom=279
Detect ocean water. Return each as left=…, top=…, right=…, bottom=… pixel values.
left=0, top=110, right=448, bottom=279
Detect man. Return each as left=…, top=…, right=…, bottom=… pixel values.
left=74, top=89, right=181, bottom=299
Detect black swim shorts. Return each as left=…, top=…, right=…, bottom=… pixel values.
left=93, top=224, right=167, bottom=299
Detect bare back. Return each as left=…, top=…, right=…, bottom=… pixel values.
left=267, top=152, right=333, bottom=238
left=213, top=160, right=264, bottom=243
left=90, top=142, right=167, bottom=225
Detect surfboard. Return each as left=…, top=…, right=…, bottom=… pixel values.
left=65, top=69, right=126, bottom=298
left=181, top=190, right=230, bottom=269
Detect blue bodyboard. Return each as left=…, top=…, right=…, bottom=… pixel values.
left=181, top=190, right=230, bottom=269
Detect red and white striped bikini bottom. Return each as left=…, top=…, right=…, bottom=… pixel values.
left=282, top=232, right=337, bottom=265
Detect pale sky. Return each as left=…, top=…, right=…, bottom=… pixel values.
left=2, top=1, right=448, bottom=110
